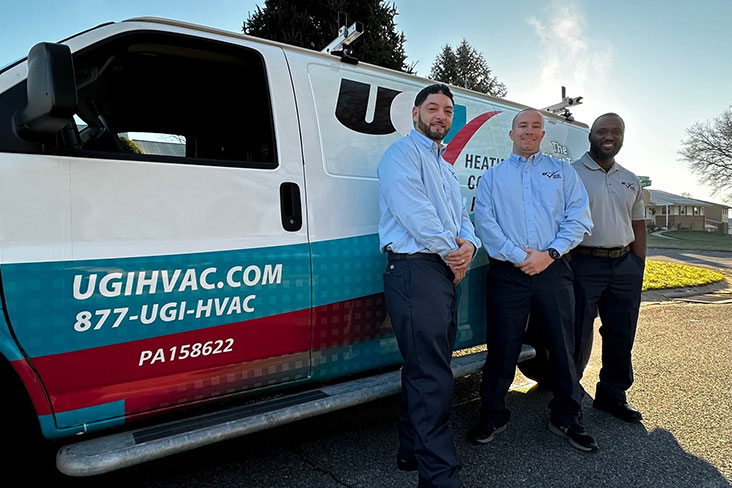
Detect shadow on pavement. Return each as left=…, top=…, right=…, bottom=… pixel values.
left=452, top=386, right=731, bottom=488
left=38, top=377, right=731, bottom=488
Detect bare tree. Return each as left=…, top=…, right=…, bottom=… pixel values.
left=679, top=106, right=732, bottom=202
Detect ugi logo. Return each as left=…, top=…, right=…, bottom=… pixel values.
left=621, top=181, right=636, bottom=190
left=335, top=79, right=401, bottom=135
left=334, top=78, right=501, bottom=165
left=542, top=171, right=562, bottom=179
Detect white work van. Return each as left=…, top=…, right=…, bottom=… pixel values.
left=0, top=18, right=590, bottom=475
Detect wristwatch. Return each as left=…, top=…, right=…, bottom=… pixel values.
left=547, top=248, right=561, bottom=260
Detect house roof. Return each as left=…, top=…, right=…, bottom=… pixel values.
left=646, top=189, right=726, bottom=207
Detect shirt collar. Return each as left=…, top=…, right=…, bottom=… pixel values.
left=508, top=151, right=542, bottom=167
left=409, top=129, right=446, bottom=155
left=581, top=151, right=618, bottom=173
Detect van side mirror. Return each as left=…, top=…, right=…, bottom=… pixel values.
left=15, top=42, right=78, bottom=140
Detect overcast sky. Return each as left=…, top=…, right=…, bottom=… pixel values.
left=2, top=0, right=731, bottom=202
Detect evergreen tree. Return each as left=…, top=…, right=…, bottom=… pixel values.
left=430, top=40, right=507, bottom=97
left=243, top=0, right=411, bottom=72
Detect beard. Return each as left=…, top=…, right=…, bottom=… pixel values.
left=590, top=139, right=622, bottom=161
left=417, top=115, right=451, bottom=142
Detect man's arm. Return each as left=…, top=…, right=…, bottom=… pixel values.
left=445, top=179, right=481, bottom=283
left=457, top=202, right=481, bottom=256
left=474, top=170, right=527, bottom=264
left=630, top=177, right=647, bottom=259
left=630, top=220, right=647, bottom=259
left=547, top=164, right=593, bottom=255
left=378, top=144, right=458, bottom=258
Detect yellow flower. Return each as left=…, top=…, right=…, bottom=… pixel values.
left=643, top=261, right=724, bottom=291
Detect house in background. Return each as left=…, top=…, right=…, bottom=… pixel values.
left=644, top=189, right=730, bottom=233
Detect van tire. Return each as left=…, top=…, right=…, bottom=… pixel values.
left=517, top=316, right=552, bottom=387
left=0, top=359, right=56, bottom=477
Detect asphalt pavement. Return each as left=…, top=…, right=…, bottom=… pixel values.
left=647, top=248, right=732, bottom=275
left=49, top=250, right=731, bottom=488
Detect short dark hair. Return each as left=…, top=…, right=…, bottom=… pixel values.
left=414, top=83, right=454, bottom=107
left=592, top=113, right=625, bottom=131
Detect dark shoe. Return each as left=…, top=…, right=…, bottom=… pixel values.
left=593, top=398, right=643, bottom=423
left=468, top=422, right=507, bottom=445
left=396, top=456, right=417, bottom=472
left=548, top=421, right=599, bottom=452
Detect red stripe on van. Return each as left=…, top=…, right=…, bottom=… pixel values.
left=443, top=111, right=501, bottom=165
left=31, top=308, right=310, bottom=412
left=29, top=293, right=391, bottom=416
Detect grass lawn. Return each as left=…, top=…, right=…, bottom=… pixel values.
left=643, top=260, right=725, bottom=290
left=647, top=230, right=732, bottom=251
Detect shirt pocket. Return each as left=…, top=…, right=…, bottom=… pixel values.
left=536, top=177, right=565, bottom=209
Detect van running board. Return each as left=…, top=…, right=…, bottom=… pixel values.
left=57, top=346, right=536, bottom=476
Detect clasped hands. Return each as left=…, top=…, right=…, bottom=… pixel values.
left=446, top=237, right=475, bottom=284
left=515, top=248, right=555, bottom=276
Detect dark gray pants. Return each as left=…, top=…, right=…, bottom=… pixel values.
left=571, top=251, right=645, bottom=402
left=479, top=258, right=582, bottom=427
left=383, top=254, right=462, bottom=488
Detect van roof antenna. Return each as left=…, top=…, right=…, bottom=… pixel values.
left=542, top=86, right=583, bottom=121
left=321, top=12, right=364, bottom=65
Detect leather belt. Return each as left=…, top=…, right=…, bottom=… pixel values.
left=387, top=252, right=443, bottom=262
left=573, top=245, right=631, bottom=258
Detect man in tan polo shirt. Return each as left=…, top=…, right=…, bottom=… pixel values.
left=570, top=113, right=646, bottom=422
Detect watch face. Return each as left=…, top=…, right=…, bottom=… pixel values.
left=548, top=248, right=561, bottom=260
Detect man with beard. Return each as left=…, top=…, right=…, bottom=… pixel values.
left=471, top=108, right=597, bottom=452
left=571, top=113, right=646, bottom=422
left=378, top=83, right=479, bottom=488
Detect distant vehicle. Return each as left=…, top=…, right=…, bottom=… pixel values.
left=0, top=17, right=589, bottom=476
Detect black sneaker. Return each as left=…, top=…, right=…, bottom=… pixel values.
left=548, top=421, right=599, bottom=452
left=468, top=422, right=507, bottom=445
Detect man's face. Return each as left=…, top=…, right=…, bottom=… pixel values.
left=509, top=110, right=545, bottom=157
left=589, top=116, right=624, bottom=161
left=413, top=93, right=454, bottom=142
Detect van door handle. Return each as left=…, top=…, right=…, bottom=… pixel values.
left=280, top=182, right=302, bottom=232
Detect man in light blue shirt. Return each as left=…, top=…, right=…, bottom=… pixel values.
left=470, top=108, right=598, bottom=452
left=378, top=83, right=480, bottom=488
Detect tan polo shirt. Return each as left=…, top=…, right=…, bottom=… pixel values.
left=571, top=152, right=644, bottom=248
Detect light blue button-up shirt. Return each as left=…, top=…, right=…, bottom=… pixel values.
left=378, top=129, right=481, bottom=259
left=474, top=151, right=592, bottom=264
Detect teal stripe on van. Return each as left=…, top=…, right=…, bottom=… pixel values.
left=310, top=234, right=386, bottom=308
left=2, top=243, right=312, bottom=358
left=38, top=400, right=126, bottom=438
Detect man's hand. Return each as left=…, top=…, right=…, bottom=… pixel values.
left=516, top=248, right=554, bottom=276
left=452, top=267, right=466, bottom=285
left=446, top=237, right=475, bottom=272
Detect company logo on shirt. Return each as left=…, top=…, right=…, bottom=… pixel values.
left=542, top=171, right=562, bottom=179
left=621, top=181, right=636, bottom=191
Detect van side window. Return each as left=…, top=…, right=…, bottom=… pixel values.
left=57, top=33, right=277, bottom=168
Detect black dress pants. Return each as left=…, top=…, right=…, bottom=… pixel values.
left=479, top=258, right=582, bottom=427
left=383, top=254, right=462, bottom=488
left=572, top=251, right=644, bottom=402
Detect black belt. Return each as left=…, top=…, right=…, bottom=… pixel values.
left=387, top=252, right=443, bottom=262
left=573, top=245, right=631, bottom=258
